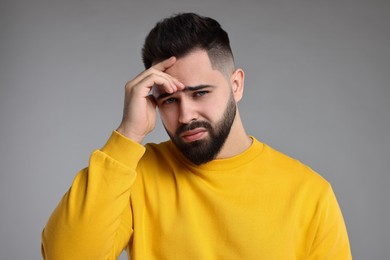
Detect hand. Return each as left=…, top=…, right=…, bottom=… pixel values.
left=116, top=57, right=184, bottom=143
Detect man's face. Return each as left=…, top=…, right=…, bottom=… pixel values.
left=153, top=50, right=237, bottom=165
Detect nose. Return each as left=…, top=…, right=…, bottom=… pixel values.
left=178, top=99, right=198, bottom=124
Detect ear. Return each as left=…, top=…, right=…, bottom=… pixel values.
left=230, top=68, right=245, bottom=102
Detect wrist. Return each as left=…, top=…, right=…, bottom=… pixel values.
left=102, top=131, right=146, bottom=169
left=116, top=125, right=145, bottom=144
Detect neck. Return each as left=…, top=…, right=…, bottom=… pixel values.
left=216, top=111, right=252, bottom=159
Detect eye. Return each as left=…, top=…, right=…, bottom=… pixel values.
left=194, top=90, right=209, bottom=97
left=162, top=97, right=177, bottom=105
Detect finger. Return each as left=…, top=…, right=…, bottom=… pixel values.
left=152, top=57, right=184, bottom=89
left=130, top=58, right=179, bottom=83
left=129, top=56, right=179, bottom=88
left=138, top=66, right=184, bottom=90
left=148, top=72, right=182, bottom=93
left=152, top=56, right=176, bottom=71
left=136, top=73, right=179, bottom=96
left=151, top=72, right=185, bottom=95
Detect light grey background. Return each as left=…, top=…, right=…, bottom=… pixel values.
left=1, top=0, right=389, bottom=259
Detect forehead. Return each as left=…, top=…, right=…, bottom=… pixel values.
left=165, top=49, right=225, bottom=85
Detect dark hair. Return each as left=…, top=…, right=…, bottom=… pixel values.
left=142, top=13, right=234, bottom=71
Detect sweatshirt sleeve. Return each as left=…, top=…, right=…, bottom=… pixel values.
left=308, top=185, right=352, bottom=259
left=41, top=131, right=146, bottom=260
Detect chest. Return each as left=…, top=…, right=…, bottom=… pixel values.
left=130, top=171, right=308, bottom=259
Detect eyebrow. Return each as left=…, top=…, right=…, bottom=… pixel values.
left=155, top=85, right=214, bottom=101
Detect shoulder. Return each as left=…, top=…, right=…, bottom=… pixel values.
left=255, top=139, right=330, bottom=191
left=142, top=140, right=174, bottom=162
left=136, top=140, right=183, bottom=174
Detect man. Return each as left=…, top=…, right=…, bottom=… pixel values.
left=42, top=13, right=351, bottom=259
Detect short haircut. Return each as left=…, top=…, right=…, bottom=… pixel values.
left=142, top=13, right=234, bottom=75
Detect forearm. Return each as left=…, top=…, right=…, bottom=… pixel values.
left=42, top=131, right=145, bottom=259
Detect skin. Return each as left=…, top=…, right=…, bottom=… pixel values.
left=117, top=49, right=252, bottom=160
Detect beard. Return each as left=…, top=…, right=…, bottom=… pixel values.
left=165, top=93, right=237, bottom=165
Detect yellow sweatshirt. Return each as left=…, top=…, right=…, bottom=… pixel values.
left=42, top=131, right=351, bottom=259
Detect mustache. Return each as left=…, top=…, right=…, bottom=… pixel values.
left=176, top=121, right=212, bottom=136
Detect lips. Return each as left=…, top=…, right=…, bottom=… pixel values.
left=181, top=128, right=207, bottom=142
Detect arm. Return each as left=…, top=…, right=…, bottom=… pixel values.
left=42, top=57, right=184, bottom=259
left=308, top=185, right=352, bottom=259
left=42, top=131, right=144, bottom=259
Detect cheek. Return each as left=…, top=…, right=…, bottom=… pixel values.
left=158, top=107, right=178, bottom=131
left=201, top=102, right=220, bottom=121
left=202, top=93, right=231, bottom=121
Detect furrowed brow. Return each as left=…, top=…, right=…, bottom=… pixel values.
left=183, top=85, right=213, bottom=92
left=156, top=85, right=214, bottom=100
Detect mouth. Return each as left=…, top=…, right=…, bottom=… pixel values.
left=180, top=128, right=207, bottom=142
